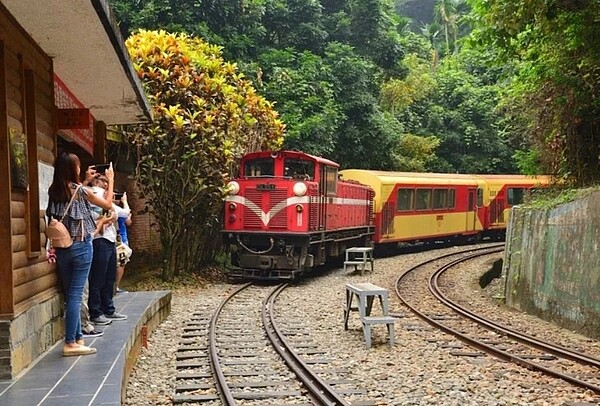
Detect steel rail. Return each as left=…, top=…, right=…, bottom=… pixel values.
left=394, top=247, right=600, bottom=394
left=208, top=282, right=252, bottom=405
left=429, top=255, right=600, bottom=393
left=262, top=283, right=351, bottom=406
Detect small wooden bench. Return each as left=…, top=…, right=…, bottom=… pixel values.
left=343, top=283, right=395, bottom=349
left=343, top=247, right=374, bottom=274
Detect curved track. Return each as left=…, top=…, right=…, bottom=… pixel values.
left=395, top=245, right=600, bottom=394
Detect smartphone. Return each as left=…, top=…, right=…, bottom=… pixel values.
left=95, top=164, right=110, bottom=174
left=114, top=192, right=124, bottom=200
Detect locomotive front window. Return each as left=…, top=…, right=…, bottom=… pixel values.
left=397, top=188, right=414, bottom=211
left=244, top=158, right=274, bottom=177
left=507, top=187, right=526, bottom=205
left=416, top=189, right=432, bottom=210
left=284, top=159, right=315, bottom=180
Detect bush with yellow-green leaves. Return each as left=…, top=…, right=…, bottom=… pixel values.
left=125, top=29, right=284, bottom=279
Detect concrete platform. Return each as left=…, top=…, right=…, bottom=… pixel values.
left=0, top=290, right=171, bottom=406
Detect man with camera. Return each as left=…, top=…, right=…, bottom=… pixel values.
left=87, top=169, right=129, bottom=325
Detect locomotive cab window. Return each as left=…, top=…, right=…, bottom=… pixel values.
left=284, top=159, right=315, bottom=181
left=416, top=189, right=432, bottom=210
left=397, top=188, right=414, bottom=211
left=244, top=158, right=274, bottom=177
left=477, top=188, right=484, bottom=207
left=507, top=187, right=526, bottom=205
left=325, top=166, right=338, bottom=196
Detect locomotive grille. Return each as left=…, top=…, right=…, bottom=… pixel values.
left=243, top=188, right=288, bottom=229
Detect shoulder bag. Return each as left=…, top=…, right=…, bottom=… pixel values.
left=46, top=185, right=81, bottom=248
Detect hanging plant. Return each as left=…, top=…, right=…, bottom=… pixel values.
left=9, top=128, right=28, bottom=190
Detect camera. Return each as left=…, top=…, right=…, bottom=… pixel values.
left=114, top=192, right=124, bottom=200
left=94, top=163, right=110, bottom=174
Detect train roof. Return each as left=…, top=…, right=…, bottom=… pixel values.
left=241, top=150, right=340, bottom=168
left=339, top=170, right=550, bottom=187
left=339, top=169, right=483, bottom=187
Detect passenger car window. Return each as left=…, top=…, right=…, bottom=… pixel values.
left=507, top=187, right=525, bottom=205
left=448, top=189, right=455, bottom=209
left=416, top=189, right=431, bottom=210
left=433, top=189, right=447, bottom=209
left=397, top=189, right=414, bottom=211
left=477, top=188, right=483, bottom=207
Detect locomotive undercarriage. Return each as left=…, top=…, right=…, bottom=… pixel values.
left=225, top=226, right=374, bottom=280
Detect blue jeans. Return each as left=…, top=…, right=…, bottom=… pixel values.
left=55, top=235, right=93, bottom=344
left=88, top=238, right=116, bottom=319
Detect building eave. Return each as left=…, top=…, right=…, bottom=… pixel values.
left=1, top=0, right=152, bottom=125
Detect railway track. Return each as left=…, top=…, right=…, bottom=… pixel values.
left=174, top=283, right=374, bottom=405
left=395, top=245, right=600, bottom=394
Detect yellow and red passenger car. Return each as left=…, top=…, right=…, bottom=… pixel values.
left=338, top=170, right=550, bottom=245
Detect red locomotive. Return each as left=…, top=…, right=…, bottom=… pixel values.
left=223, top=150, right=375, bottom=279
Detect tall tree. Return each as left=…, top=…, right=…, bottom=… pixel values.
left=469, top=0, right=600, bottom=184
left=255, top=48, right=342, bottom=156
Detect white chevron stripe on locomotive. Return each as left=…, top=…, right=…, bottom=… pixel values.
left=227, top=195, right=310, bottom=226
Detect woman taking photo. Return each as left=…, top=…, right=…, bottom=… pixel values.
left=46, top=152, right=114, bottom=356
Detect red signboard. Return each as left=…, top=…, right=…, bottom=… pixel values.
left=57, top=108, right=90, bottom=129
left=54, top=74, right=94, bottom=155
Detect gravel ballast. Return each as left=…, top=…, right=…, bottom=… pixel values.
left=125, top=246, right=600, bottom=405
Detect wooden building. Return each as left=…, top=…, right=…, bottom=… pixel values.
left=0, top=0, right=151, bottom=378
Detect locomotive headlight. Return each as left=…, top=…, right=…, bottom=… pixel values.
left=293, top=182, right=307, bottom=196
left=228, top=203, right=237, bottom=211
left=296, top=204, right=303, bottom=213
left=227, top=181, right=240, bottom=195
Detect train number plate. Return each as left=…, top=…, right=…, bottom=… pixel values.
left=256, top=184, right=275, bottom=190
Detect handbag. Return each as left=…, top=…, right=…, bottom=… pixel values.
left=115, top=225, right=132, bottom=266
left=46, top=185, right=81, bottom=248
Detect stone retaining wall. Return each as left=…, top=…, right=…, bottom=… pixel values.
left=503, top=192, right=600, bottom=340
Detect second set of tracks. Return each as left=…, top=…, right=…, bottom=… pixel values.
left=395, top=244, right=600, bottom=394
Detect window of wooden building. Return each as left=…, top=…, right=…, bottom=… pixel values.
left=21, top=59, right=41, bottom=255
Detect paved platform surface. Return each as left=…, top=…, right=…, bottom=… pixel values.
left=0, top=290, right=171, bottom=406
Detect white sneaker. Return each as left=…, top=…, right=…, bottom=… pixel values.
left=91, top=315, right=112, bottom=325
left=105, top=312, right=127, bottom=321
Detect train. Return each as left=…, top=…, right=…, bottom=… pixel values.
left=222, top=150, right=550, bottom=279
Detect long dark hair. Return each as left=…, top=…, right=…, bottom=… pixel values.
left=48, top=151, right=80, bottom=203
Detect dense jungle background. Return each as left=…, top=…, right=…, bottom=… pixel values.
left=108, top=0, right=600, bottom=279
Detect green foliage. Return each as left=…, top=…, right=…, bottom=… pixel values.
left=110, top=0, right=411, bottom=171
left=526, top=187, right=596, bottom=210
left=395, top=133, right=440, bottom=171
left=389, top=43, right=520, bottom=174
left=111, top=0, right=268, bottom=60
left=253, top=48, right=342, bottom=156
left=381, top=53, right=435, bottom=113
left=124, top=30, right=284, bottom=279
left=468, top=0, right=600, bottom=185
left=513, top=149, right=542, bottom=176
